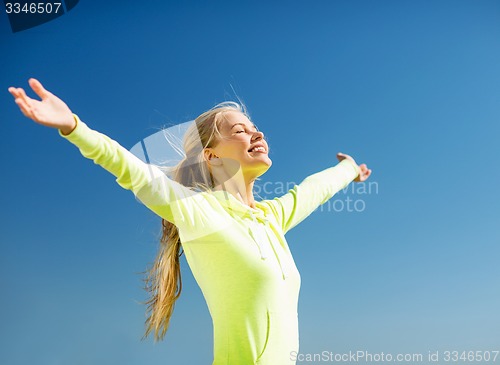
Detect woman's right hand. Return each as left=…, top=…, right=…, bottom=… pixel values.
left=8, top=78, right=76, bottom=135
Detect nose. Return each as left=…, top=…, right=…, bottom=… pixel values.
left=252, top=130, right=265, bottom=141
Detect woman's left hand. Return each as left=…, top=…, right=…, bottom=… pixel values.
left=336, top=152, right=372, bottom=182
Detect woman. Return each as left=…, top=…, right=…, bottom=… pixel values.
left=8, top=78, right=372, bottom=365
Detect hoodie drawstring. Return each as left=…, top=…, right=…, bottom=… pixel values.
left=248, top=215, right=268, bottom=260
left=212, top=191, right=289, bottom=280
left=249, top=213, right=288, bottom=280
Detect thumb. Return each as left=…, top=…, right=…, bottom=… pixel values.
left=29, top=78, right=50, bottom=100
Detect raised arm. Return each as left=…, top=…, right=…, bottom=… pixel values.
left=8, top=78, right=197, bottom=225
left=263, top=154, right=371, bottom=234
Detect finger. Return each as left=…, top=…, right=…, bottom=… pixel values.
left=8, top=87, right=22, bottom=99
left=18, top=88, right=38, bottom=117
left=9, top=88, right=35, bottom=118
left=17, top=87, right=33, bottom=107
left=14, top=98, right=33, bottom=118
left=29, top=78, right=49, bottom=100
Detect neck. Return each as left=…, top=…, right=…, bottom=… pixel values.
left=213, top=169, right=257, bottom=209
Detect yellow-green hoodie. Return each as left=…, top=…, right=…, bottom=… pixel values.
left=61, top=115, right=360, bottom=365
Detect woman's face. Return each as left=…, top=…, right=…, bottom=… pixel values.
left=205, top=111, right=272, bottom=180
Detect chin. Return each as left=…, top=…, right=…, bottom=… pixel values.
left=257, top=155, right=272, bottom=166
left=256, top=159, right=272, bottom=176
left=244, top=161, right=271, bottom=179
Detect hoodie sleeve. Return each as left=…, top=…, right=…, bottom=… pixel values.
left=59, top=114, right=201, bottom=226
left=262, top=159, right=360, bottom=234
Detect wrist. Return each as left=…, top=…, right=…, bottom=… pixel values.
left=341, top=158, right=360, bottom=177
left=60, top=115, right=78, bottom=135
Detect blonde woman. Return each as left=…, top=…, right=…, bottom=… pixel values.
left=8, top=78, right=372, bottom=365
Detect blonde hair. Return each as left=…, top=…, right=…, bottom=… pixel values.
left=142, top=101, right=249, bottom=341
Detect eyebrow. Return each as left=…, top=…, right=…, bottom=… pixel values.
left=231, top=122, right=258, bottom=131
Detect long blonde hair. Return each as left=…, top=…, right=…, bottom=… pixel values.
left=142, top=101, right=249, bottom=341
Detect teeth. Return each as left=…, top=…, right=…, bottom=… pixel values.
left=251, top=146, right=265, bottom=152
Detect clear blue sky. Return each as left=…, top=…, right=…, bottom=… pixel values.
left=1, top=1, right=499, bottom=364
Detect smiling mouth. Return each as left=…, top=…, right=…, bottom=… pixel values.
left=248, top=146, right=267, bottom=153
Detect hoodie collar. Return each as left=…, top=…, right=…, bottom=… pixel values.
left=211, top=190, right=270, bottom=218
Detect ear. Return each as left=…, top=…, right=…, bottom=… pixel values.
left=203, top=148, right=221, bottom=166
